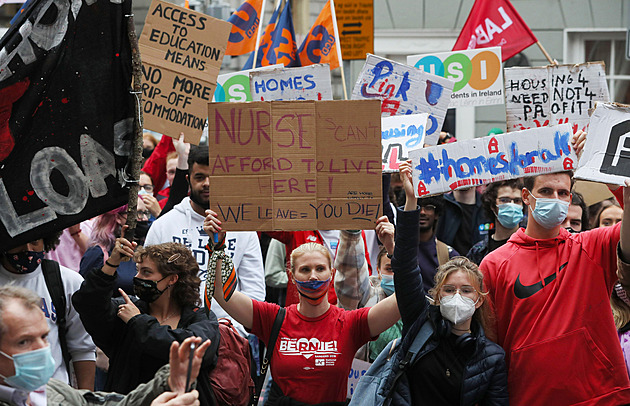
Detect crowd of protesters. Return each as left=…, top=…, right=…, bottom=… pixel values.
left=0, top=127, right=629, bottom=406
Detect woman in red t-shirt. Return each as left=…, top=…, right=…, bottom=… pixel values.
left=203, top=211, right=400, bottom=405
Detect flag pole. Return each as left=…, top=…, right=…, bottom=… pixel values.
left=329, top=0, right=348, bottom=100
left=536, top=41, right=556, bottom=65
left=253, top=0, right=269, bottom=68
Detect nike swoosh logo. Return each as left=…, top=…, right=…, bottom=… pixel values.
left=513, top=262, right=568, bottom=299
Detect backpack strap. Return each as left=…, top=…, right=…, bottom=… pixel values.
left=254, top=307, right=286, bottom=404
left=384, top=320, right=434, bottom=399
left=41, top=259, right=71, bottom=374
left=436, top=240, right=450, bottom=266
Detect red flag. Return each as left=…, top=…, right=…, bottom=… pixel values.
left=298, top=0, right=339, bottom=70
left=452, top=0, right=537, bottom=61
left=226, top=0, right=263, bottom=56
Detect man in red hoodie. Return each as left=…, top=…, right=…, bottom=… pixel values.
left=480, top=172, right=630, bottom=406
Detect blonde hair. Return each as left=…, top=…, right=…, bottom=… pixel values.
left=611, top=289, right=630, bottom=330
left=429, top=257, right=493, bottom=337
left=290, top=243, right=332, bottom=273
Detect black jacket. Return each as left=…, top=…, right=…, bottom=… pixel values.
left=72, top=268, right=220, bottom=400
left=389, top=208, right=508, bottom=406
left=435, top=192, right=490, bottom=255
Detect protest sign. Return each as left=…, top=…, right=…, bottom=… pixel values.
left=214, top=65, right=282, bottom=102
left=381, top=114, right=428, bottom=172
left=249, top=64, right=333, bottom=101
left=407, top=47, right=504, bottom=108
left=0, top=0, right=135, bottom=250
left=139, top=0, right=230, bottom=144
left=504, top=62, right=609, bottom=133
left=575, top=103, right=630, bottom=186
left=347, top=358, right=371, bottom=398
left=351, top=54, right=454, bottom=146
left=208, top=100, right=382, bottom=231
left=409, top=124, right=577, bottom=197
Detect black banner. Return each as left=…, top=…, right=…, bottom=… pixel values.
left=0, top=0, right=135, bottom=250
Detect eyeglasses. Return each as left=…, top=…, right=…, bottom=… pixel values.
left=497, top=197, right=522, bottom=205
left=137, top=210, right=151, bottom=220
left=440, top=285, right=478, bottom=297
left=419, top=204, right=436, bottom=213
left=139, top=184, right=154, bottom=193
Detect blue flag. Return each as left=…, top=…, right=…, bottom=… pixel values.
left=243, top=0, right=299, bottom=69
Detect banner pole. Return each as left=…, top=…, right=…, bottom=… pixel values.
left=125, top=14, right=143, bottom=241
left=536, top=41, right=556, bottom=65
left=252, top=0, right=268, bottom=68
left=329, top=0, right=348, bottom=100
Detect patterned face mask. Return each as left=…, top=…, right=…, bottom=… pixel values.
left=295, top=278, right=331, bottom=306
left=4, top=251, right=44, bottom=274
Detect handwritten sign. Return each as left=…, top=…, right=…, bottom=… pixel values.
left=213, top=65, right=282, bottom=102
left=208, top=100, right=382, bottom=231
left=351, top=54, right=454, bottom=146
left=407, top=47, right=504, bottom=108
left=249, top=64, right=333, bottom=101
left=347, top=358, right=371, bottom=398
left=139, top=0, right=230, bottom=143
left=381, top=113, right=427, bottom=172
left=504, top=62, right=609, bottom=133
left=575, top=103, right=630, bottom=186
left=409, top=124, right=578, bottom=197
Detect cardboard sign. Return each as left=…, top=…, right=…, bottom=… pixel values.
left=249, top=64, right=333, bottom=101
left=504, top=62, right=609, bottom=133
left=407, top=47, right=504, bottom=108
left=381, top=114, right=428, bottom=172
left=208, top=100, right=382, bottom=231
left=213, top=65, right=282, bottom=102
left=352, top=54, right=454, bottom=146
left=575, top=103, right=630, bottom=186
left=139, top=0, right=230, bottom=144
left=347, top=358, right=372, bottom=398
left=409, top=124, right=578, bottom=197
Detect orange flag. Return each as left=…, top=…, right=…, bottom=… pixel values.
left=298, top=0, right=339, bottom=70
left=226, top=0, right=263, bottom=56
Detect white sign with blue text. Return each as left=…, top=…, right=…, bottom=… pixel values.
left=213, top=64, right=282, bottom=102
left=381, top=113, right=428, bottom=172
left=407, top=47, right=504, bottom=108
left=249, top=64, right=333, bottom=101
left=409, top=124, right=578, bottom=197
left=351, top=54, right=454, bottom=146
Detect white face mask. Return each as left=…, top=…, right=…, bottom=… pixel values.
left=439, top=293, right=477, bottom=325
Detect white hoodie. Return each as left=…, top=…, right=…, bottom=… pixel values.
left=144, top=197, right=265, bottom=336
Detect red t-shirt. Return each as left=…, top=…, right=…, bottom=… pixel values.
left=251, top=301, right=373, bottom=403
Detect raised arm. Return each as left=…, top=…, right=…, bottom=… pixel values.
left=619, top=181, right=630, bottom=283
left=203, top=210, right=254, bottom=330
left=392, top=160, right=427, bottom=336
left=334, top=230, right=373, bottom=310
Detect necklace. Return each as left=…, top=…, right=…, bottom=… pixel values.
left=158, top=311, right=178, bottom=325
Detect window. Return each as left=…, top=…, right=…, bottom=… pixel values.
left=565, top=29, right=630, bottom=104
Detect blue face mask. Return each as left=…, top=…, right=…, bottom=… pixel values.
left=0, top=346, right=55, bottom=391
left=380, top=274, right=395, bottom=296
left=496, top=203, right=523, bottom=229
left=527, top=191, right=570, bottom=230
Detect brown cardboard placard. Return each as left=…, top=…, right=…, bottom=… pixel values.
left=139, top=0, right=230, bottom=144
left=208, top=100, right=382, bottom=231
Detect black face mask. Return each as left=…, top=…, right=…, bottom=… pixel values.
left=134, top=221, right=150, bottom=246
left=142, top=148, right=153, bottom=159
left=133, top=275, right=169, bottom=303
